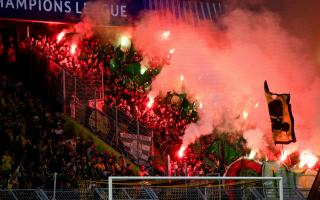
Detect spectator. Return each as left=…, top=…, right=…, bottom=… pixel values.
left=137, top=165, right=149, bottom=176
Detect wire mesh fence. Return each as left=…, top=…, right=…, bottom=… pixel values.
left=0, top=185, right=309, bottom=200
left=106, top=176, right=310, bottom=200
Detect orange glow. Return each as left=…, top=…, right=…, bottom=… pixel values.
left=57, top=31, right=66, bottom=43
left=280, top=151, right=288, bottom=162
left=70, top=44, right=77, bottom=55
left=178, top=146, right=186, bottom=158
left=161, top=30, right=170, bottom=39
left=147, top=95, right=154, bottom=108
left=242, top=111, right=249, bottom=119
left=169, top=48, right=176, bottom=54
left=248, top=150, right=256, bottom=159
left=299, top=150, right=318, bottom=168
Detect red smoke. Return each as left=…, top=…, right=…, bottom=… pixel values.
left=131, top=9, right=320, bottom=159
left=72, top=2, right=320, bottom=160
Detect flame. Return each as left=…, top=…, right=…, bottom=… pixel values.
left=169, top=48, right=176, bottom=54
left=147, top=95, right=154, bottom=108
left=162, top=30, right=170, bottom=39
left=254, top=103, right=259, bottom=108
left=180, top=75, right=184, bottom=81
left=280, top=151, right=288, bottom=162
left=299, top=150, right=318, bottom=168
left=140, top=65, right=148, bottom=75
left=199, top=102, right=203, bottom=109
left=119, top=35, right=131, bottom=48
left=57, top=31, right=66, bottom=43
left=248, top=150, right=257, bottom=159
left=178, top=146, right=186, bottom=158
left=242, top=111, right=249, bottom=119
left=70, top=44, right=77, bottom=55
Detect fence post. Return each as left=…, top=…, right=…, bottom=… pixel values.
left=101, top=68, right=105, bottom=100
left=63, top=69, right=66, bottom=114
left=74, top=76, right=77, bottom=117
left=53, top=172, right=57, bottom=200
left=108, top=176, right=112, bottom=200
left=115, top=107, right=118, bottom=146
left=279, top=177, right=283, bottom=200
left=137, top=121, right=140, bottom=164
left=151, top=131, right=154, bottom=175
left=166, top=155, right=171, bottom=176
left=27, top=26, right=30, bottom=38
left=94, top=89, right=97, bottom=131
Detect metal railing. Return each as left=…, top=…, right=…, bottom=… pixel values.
left=0, top=186, right=308, bottom=200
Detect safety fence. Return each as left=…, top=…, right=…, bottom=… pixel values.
left=0, top=187, right=308, bottom=200
left=107, top=176, right=309, bottom=200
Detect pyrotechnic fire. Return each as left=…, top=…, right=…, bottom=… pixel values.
left=199, top=102, right=203, bottom=109
left=169, top=48, right=176, bottom=54
left=119, top=35, right=131, bottom=48
left=254, top=103, right=259, bottom=108
left=178, top=146, right=186, bottom=158
left=140, top=65, right=148, bottom=75
left=57, top=31, right=66, bottom=43
left=280, top=151, right=288, bottom=162
left=162, top=30, right=171, bottom=40
left=180, top=75, right=184, bottom=81
left=299, top=150, right=318, bottom=168
left=147, top=95, right=154, bottom=108
left=248, top=150, right=257, bottom=159
left=242, top=111, right=249, bottom=119
left=70, top=44, right=77, bottom=55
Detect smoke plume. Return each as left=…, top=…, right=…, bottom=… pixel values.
left=132, top=8, right=320, bottom=157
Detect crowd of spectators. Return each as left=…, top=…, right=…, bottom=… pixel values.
left=27, top=33, right=199, bottom=158
left=0, top=30, right=228, bottom=191
left=0, top=74, right=137, bottom=189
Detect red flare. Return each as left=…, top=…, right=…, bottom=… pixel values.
left=178, top=146, right=186, bottom=158
left=299, top=150, right=318, bottom=168
left=147, top=95, right=154, bottom=109
left=57, top=31, right=66, bottom=43
left=70, top=44, right=77, bottom=55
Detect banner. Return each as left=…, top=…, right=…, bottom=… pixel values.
left=88, top=99, right=104, bottom=112
left=264, top=81, right=296, bottom=144
left=120, top=132, right=151, bottom=163
left=0, top=0, right=84, bottom=22
left=0, top=0, right=222, bottom=25
left=0, top=0, right=143, bottom=24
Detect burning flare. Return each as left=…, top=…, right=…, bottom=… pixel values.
left=162, top=30, right=171, bottom=40
left=70, top=44, right=77, bottom=55
left=248, top=150, right=257, bottom=159
left=242, top=111, right=249, bottom=119
left=140, top=65, right=148, bottom=75
left=147, top=95, right=154, bottom=109
left=299, top=150, right=318, bottom=168
left=57, top=31, right=66, bottom=43
left=119, top=35, right=131, bottom=48
left=169, top=48, right=176, bottom=54
left=178, top=146, right=186, bottom=158
left=280, top=150, right=288, bottom=162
